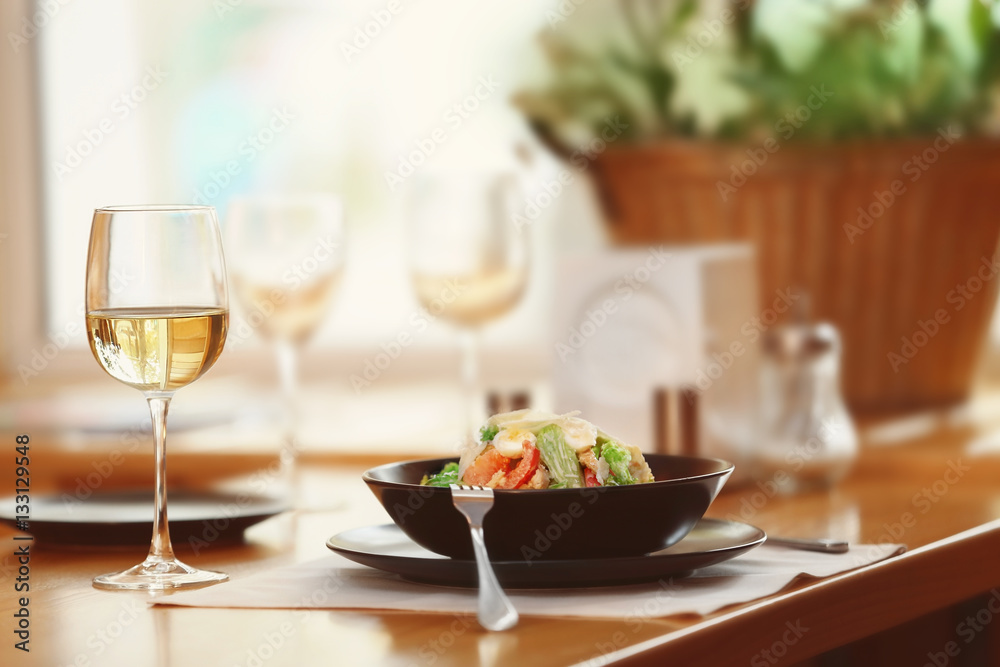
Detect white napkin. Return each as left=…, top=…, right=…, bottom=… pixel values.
left=155, top=542, right=904, bottom=618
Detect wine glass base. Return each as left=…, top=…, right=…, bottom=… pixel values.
left=93, top=557, right=228, bottom=591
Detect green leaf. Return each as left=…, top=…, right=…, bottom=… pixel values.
left=421, top=462, right=460, bottom=487
left=516, top=0, right=1000, bottom=145
left=600, top=440, right=636, bottom=486
left=479, top=424, right=499, bottom=443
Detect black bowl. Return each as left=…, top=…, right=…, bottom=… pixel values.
left=362, top=454, right=733, bottom=561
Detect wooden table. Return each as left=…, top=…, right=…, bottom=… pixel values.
left=4, top=418, right=1000, bottom=667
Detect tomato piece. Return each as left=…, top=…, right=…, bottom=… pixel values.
left=583, top=467, right=601, bottom=487
left=462, top=449, right=511, bottom=486
left=499, top=441, right=540, bottom=489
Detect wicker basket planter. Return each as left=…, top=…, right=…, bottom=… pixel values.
left=590, top=139, right=1000, bottom=412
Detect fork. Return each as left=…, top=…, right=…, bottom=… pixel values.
left=449, top=484, right=519, bottom=631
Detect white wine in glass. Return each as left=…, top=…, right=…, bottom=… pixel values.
left=411, top=267, right=525, bottom=327
left=408, top=172, right=529, bottom=443
left=87, top=307, right=227, bottom=390
left=85, top=205, right=230, bottom=590
left=231, top=275, right=341, bottom=345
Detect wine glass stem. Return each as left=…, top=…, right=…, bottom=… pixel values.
left=146, top=394, right=176, bottom=563
left=460, top=327, right=480, bottom=444
left=275, top=339, right=299, bottom=459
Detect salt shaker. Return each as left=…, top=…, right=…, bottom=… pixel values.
left=751, top=322, right=858, bottom=493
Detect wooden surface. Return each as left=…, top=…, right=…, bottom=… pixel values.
left=3, top=418, right=1000, bottom=666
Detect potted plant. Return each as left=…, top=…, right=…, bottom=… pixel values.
left=516, top=0, right=1000, bottom=412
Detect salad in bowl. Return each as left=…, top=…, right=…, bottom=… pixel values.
left=362, top=409, right=733, bottom=559
left=421, top=410, right=654, bottom=490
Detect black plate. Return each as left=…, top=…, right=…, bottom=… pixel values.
left=0, top=491, right=288, bottom=545
left=326, top=518, right=765, bottom=588
left=363, top=454, right=734, bottom=561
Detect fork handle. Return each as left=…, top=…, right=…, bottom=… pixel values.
left=467, top=524, right=519, bottom=631
left=766, top=536, right=850, bottom=554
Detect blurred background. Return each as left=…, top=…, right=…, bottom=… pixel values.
left=5, top=0, right=1000, bottom=505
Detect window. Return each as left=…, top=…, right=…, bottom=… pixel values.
left=5, top=0, right=568, bottom=391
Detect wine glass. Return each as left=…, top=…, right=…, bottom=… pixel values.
left=224, top=195, right=344, bottom=472
left=408, top=172, right=529, bottom=443
left=85, top=205, right=230, bottom=590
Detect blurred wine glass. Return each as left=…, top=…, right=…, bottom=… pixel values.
left=224, top=195, right=345, bottom=478
left=408, top=172, right=529, bottom=443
